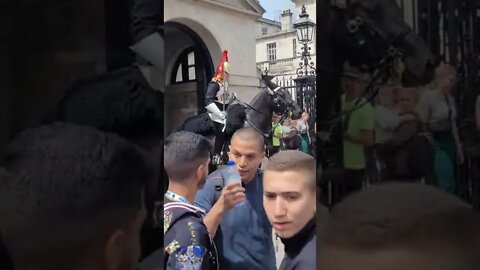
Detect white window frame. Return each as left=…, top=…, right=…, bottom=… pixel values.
left=267, top=42, right=277, bottom=61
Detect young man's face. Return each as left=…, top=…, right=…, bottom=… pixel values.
left=263, top=170, right=316, bottom=239
left=229, top=136, right=265, bottom=183
left=318, top=246, right=473, bottom=270
left=289, top=120, right=297, bottom=128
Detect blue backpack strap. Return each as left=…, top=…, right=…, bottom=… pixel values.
left=208, top=170, right=225, bottom=204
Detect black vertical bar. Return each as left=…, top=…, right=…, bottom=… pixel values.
left=104, top=0, right=134, bottom=70
left=413, top=0, right=418, bottom=33
left=447, top=0, right=457, bottom=66
left=195, top=47, right=206, bottom=112
left=417, top=0, right=428, bottom=41
left=430, top=0, right=440, bottom=58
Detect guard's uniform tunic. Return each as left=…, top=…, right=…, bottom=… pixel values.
left=205, top=81, right=231, bottom=114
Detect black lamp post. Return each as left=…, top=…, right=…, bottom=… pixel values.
left=292, top=5, right=316, bottom=158
left=293, top=5, right=316, bottom=77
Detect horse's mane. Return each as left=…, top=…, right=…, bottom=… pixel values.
left=248, top=87, right=271, bottom=110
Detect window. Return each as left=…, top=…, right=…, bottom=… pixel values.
left=262, top=27, right=268, bottom=35
left=267, top=42, right=276, bottom=61
left=293, top=39, right=297, bottom=57
left=171, top=47, right=196, bottom=84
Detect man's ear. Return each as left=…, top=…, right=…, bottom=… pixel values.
left=195, top=164, right=205, bottom=180
left=104, top=229, right=127, bottom=270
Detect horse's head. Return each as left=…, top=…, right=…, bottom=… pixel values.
left=272, top=87, right=303, bottom=120
left=335, top=0, right=436, bottom=86
left=261, top=75, right=302, bottom=120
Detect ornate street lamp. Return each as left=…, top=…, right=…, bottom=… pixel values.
left=293, top=5, right=316, bottom=76
left=293, top=5, right=316, bottom=148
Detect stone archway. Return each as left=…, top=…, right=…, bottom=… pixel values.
left=164, top=19, right=221, bottom=135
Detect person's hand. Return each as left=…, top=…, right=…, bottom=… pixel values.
left=218, top=182, right=245, bottom=212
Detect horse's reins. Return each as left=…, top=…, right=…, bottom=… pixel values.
left=317, top=3, right=413, bottom=132
left=232, top=92, right=291, bottom=138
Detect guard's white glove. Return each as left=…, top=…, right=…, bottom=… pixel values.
left=206, top=103, right=226, bottom=120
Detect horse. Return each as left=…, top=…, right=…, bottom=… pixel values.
left=176, top=75, right=303, bottom=164
left=316, top=0, right=438, bottom=205
left=317, top=0, right=437, bottom=129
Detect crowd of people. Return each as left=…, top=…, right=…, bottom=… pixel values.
left=0, top=71, right=318, bottom=270
left=334, top=62, right=465, bottom=203
left=1, top=65, right=479, bottom=270
left=161, top=128, right=317, bottom=270
left=271, top=112, right=314, bottom=156
left=4, top=0, right=480, bottom=269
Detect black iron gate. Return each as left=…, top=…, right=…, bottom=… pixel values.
left=272, top=75, right=317, bottom=156
left=414, top=0, right=480, bottom=118
left=400, top=0, right=480, bottom=207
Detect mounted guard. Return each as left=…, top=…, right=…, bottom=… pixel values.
left=206, top=50, right=246, bottom=164
left=176, top=51, right=302, bottom=165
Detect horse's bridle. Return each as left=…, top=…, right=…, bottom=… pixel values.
left=318, top=2, right=414, bottom=138
left=340, top=4, right=413, bottom=113
left=234, top=87, right=295, bottom=138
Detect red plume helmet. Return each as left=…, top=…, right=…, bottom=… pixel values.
left=213, top=50, right=230, bottom=82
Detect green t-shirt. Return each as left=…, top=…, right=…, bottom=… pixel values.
left=342, top=96, right=375, bottom=169
left=272, top=123, right=284, bottom=146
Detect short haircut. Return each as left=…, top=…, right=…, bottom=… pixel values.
left=320, top=183, right=480, bottom=258
left=265, top=150, right=316, bottom=190
left=164, top=131, right=212, bottom=180
left=0, top=123, right=156, bottom=267
left=231, top=127, right=265, bottom=151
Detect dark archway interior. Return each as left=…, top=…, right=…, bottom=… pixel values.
left=164, top=21, right=214, bottom=112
